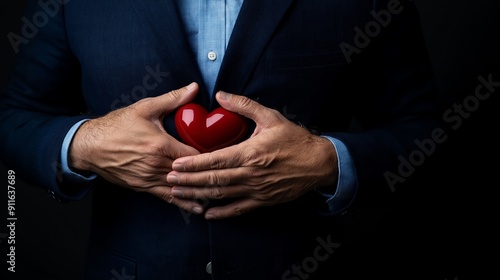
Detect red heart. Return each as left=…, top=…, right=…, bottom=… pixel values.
left=175, top=103, right=249, bottom=153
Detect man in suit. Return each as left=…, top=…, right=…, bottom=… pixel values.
left=0, top=0, right=441, bottom=279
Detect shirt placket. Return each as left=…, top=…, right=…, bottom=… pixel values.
left=198, top=0, right=226, bottom=96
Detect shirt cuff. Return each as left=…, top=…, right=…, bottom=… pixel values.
left=316, top=136, right=358, bottom=215
left=60, top=119, right=98, bottom=183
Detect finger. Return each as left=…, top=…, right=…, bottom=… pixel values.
left=148, top=186, right=205, bottom=214
left=170, top=184, right=249, bottom=200
left=141, top=82, right=199, bottom=117
left=168, top=161, right=245, bottom=184
left=204, top=199, right=259, bottom=220
left=170, top=146, right=242, bottom=172
left=215, top=91, right=281, bottom=126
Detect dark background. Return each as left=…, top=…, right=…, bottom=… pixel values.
left=1, top=1, right=498, bottom=279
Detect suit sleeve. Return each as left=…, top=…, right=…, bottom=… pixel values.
left=326, top=0, right=443, bottom=210
left=0, top=0, right=94, bottom=201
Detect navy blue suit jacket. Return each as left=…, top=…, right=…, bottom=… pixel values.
left=0, top=0, right=441, bottom=279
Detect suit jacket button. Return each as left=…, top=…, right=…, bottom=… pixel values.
left=206, top=262, right=212, bottom=274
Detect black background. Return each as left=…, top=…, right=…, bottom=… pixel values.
left=1, top=1, right=499, bottom=279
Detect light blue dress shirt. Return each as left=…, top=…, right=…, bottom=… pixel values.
left=60, top=0, right=357, bottom=214
left=178, top=0, right=243, bottom=95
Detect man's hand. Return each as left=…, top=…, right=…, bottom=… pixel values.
left=69, top=82, right=206, bottom=214
left=166, top=91, right=339, bottom=219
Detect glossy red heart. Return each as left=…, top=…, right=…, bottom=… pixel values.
left=175, top=103, right=248, bottom=153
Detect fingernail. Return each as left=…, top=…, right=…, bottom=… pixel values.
left=171, top=189, right=183, bottom=197
left=205, top=213, right=216, bottom=220
left=217, top=91, right=230, bottom=100
left=192, top=207, right=203, bottom=214
left=172, top=162, right=185, bottom=171
left=167, top=174, right=179, bottom=184
left=186, top=82, right=197, bottom=91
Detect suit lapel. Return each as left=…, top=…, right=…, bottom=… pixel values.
left=127, top=0, right=295, bottom=107
left=214, top=0, right=295, bottom=100
left=127, top=0, right=210, bottom=105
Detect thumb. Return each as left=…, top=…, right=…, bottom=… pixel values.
left=215, top=91, right=278, bottom=126
left=142, top=82, right=199, bottom=116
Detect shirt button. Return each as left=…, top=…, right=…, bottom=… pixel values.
left=206, top=262, right=212, bottom=274
left=207, top=51, right=217, bottom=61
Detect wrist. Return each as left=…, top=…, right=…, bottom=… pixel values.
left=316, top=136, right=339, bottom=187
left=297, top=122, right=339, bottom=187
left=68, top=120, right=94, bottom=173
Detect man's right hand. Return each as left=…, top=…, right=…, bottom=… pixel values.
left=69, top=82, right=205, bottom=214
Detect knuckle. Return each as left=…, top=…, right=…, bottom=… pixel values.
left=244, top=147, right=259, bottom=161
left=147, top=187, right=175, bottom=204
left=268, top=107, right=281, bottom=116
left=165, top=192, right=175, bottom=204
left=207, top=172, right=222, bottom=186
left=238, top=96, right=254, bottom=108
left=211, top=187, right=225, bottom=199
left=133, top=97, right=153, bottom=110
left=243, top=147, right=271, bottom=168
left=165, top=88, right=184, bottom=105
left=169, top=88, right=182, bottom=98
left=232, top=207, right=243, bottom=216
left=206, top=171, right=233, bottom=188
left=206, top=153, right=226, bottom=169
